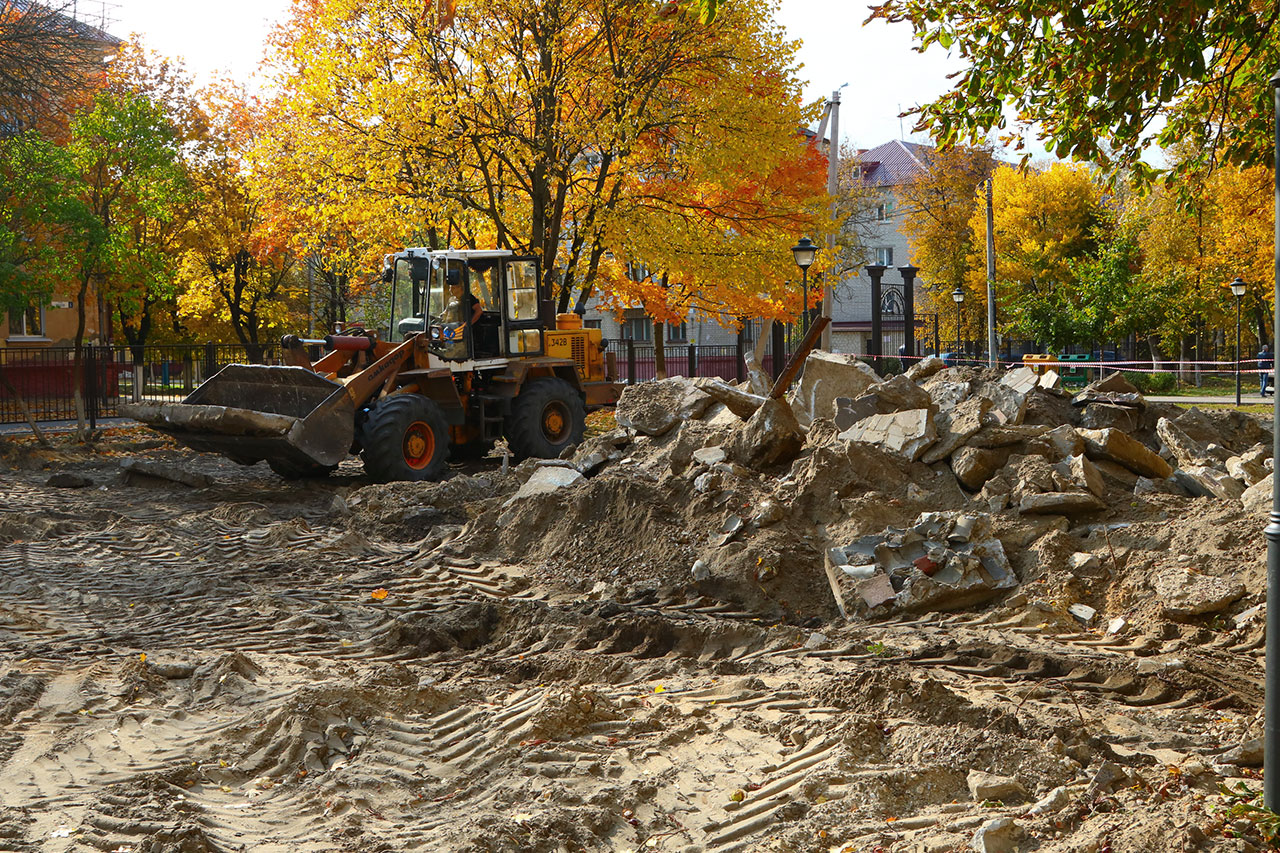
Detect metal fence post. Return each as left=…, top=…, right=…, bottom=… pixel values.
left=688, top=343, right=697, bottom=377
left=770, top=321, right=785, bottom=381
left=735, top=335, right=745, bottom=383
left=626, top=339, right=636, bottom=385
left=204, top=342, right=216, bottom=382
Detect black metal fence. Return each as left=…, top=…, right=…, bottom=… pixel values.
left=1, top=338, right=792, bottom=426
left=0, top=343, right=279, bottom=427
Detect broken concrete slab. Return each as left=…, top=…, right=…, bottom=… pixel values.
left=905, top=355, right=946, bottom=381
left=1242, top=478, right=1273, bottom=516
left=615, top=377, right=712, bottom=436
left=510, top=466, right=585, bottom=501
left=1054, top=454, right=1105, bottom=497
left=921, top=396, right=992, bottom=465
left=857, top=573, right=897, bottom=609
left=1019, top=491, right=1107, bottom=516
left=120, top=459, right=215, bottom=488
left=1081, top=402, right=1142, bottom=433
left=922, top=376, right=972, bottom=411
left=1001, top=366, right=1041, bottom=396
left=1227, top=445, right=1271, bottom=486
left=836, top=374, right=934, bottom=428
left=970, top=817, right=1019, bottom=853
left=1079, top=428, right=1174, bottom=479
left=967, top=770, right=1027, bottom=802
left=695, top=379, right=766, bottom=420
left=730, top=397, right=805, bottom=468
left=691, top=446, right=727, bottom=467
left=977, top=381, right=1028, bottom=426
left=1088, top=372, right=1140, bottom=395
left=792, top=351, right=880, bottom=426
left=951, top=446, right=1010, bottom=491
left=838, top=408, right=937, bottom=462
left=1133, top=475, right=1184, bottom=497
left=1156, top=416, right=1215, bottom=469
left=1173, top=466, right=1246, bottom=501
left=1072, top=390, right=1146, bottom=409
left=1038, top=369, right=1061, bottom=390
left=1152, top=565, right=1244, bottom=620
left=1042, top=424, right=1085, bottom=460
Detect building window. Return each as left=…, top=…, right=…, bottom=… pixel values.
left=740, top=320, right=755, bottom=344
left=876, top=203, right=887, bottom=221
left=623, top=317, right=652, bottom=341
left=584, top=319, right=602, bottom=330
left=667, top=321, right=688, bottom=342
left=16, top=302, right=45, bottom=337
left=875, top=247, right=894, bottom=267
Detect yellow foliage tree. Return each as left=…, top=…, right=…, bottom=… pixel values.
left=259, top=0, right=825, bottom=331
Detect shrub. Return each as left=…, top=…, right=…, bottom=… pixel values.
left=1122, top=371, right=1176, bottom=394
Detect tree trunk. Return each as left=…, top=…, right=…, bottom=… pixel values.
left=72, top=268, right=92, bottom=441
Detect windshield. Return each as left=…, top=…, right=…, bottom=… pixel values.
left=391, top=257, right=445, bottom=341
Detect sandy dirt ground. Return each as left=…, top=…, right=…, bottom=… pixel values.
left=0, top=419, right=1274, bottom=853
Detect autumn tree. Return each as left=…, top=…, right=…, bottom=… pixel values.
left=177, top=86, right=300, bottom=362
left=867, top=0, right=1280, bottom=179
left=964, top=163, right=1103, bottom=350
left=898, top=143, right=995, bottom=304
left=262, top=0, right=823, bottom=327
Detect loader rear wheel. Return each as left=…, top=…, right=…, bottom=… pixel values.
left=361, top=394, right=451, bottom=482
left=505, top=378, right=586, bottom=461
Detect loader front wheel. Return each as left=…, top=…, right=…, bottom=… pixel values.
left=505, top=378, right=586, bottom=461
left=361, top=394, right=451, bottom=482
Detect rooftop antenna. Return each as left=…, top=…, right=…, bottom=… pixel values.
left=899, top=104, right=904, bottom=140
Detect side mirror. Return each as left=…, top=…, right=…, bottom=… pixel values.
left=381, top=267, right=393, bottom=283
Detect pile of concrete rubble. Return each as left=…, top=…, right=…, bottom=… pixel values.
left=483, top=352, right=1269, bottom=622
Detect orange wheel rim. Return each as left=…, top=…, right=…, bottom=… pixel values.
left=403, top=420, right=435, bottom=469
left=542, top=402, right=570, bottom=443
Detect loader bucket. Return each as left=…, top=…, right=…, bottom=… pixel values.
left=122, top=364, right=357, bottom=469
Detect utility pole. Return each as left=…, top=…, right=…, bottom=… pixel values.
left=821, top=89, right=841, bottom=351
left=985, top=177, right=997, bottom=367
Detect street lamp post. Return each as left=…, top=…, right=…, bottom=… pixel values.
left=1266, top=69, right=1280, bottom=812
left=791, top=237, right=819, bottom=335
left=951, top=286, right=965, bottom=359
left=1231, top=276, right=1246, bottom=407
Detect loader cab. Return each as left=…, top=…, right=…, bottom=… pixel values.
left=387, top=250, right=545, bottom=362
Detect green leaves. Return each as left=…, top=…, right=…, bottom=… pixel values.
left=865, top=0, right=1280, bottom=181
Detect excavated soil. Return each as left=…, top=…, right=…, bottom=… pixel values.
left=0, top=424, right=1274, bottom=852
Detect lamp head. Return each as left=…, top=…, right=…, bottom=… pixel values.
left=951, top=287, right=965, bottom=304
left=791, top=236, right=819, bottom=270
left=1230, top=276, right=1247, bottom=298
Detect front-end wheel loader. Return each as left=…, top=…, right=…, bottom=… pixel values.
left=124, top=249, right=621, bottom=482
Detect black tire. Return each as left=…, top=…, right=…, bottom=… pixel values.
left=505, top=377, right=586, bottom=461
left=267, top=458, right=338, bottom=479
left=360, top=394, right=451, bottom=482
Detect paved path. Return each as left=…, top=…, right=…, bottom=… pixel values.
left=1147, top=395, right=1274, bottom=407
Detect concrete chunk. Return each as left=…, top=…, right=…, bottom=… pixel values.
left=1079, top=428, right=1174, bottom=479
left=838, top=408, right=937, bottom=461
left=1018, top=491, right=1107, bottom=515
left=1153, top=565, right=1244, bottom=620
left=792, top=351, right=880, bottom=426
left=730, top=397, right=805, bottom=468
left=615, top=377, right=711, bottom=436
left=967, top=770, right=1027, bottom=802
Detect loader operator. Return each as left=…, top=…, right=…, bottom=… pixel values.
left=441, top=274, right=479, bottom=360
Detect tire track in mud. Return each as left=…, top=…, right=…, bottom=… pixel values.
left=0, top=473, right=1264, bottom=852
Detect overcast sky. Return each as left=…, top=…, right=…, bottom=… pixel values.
left=105, top=0, right=963, bottom=152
